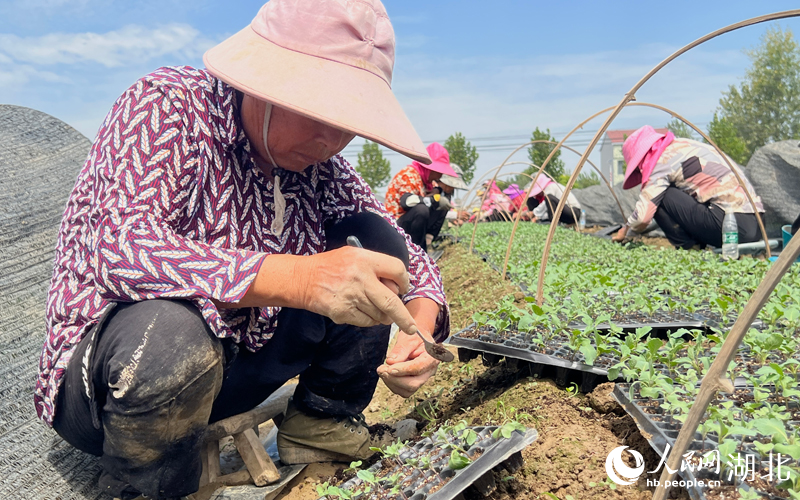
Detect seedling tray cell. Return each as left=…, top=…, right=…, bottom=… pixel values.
left=318, top=426, right=538, bottom=500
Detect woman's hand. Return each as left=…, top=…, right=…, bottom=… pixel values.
left=376, top=297, right=441, bottom=398
left=229, top=248, right=418, bottom=333
left=612, top=225, right=629, bottom=242
left=298, top=247, right=416, bottom=330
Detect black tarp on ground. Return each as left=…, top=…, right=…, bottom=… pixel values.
left=745, top=140, right=800, bottom=238
left=0, top=105, right=103, bottom=499
left=573, top=181, right=638, bottom=226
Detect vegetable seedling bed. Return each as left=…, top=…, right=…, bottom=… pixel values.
left=613, top=383, right=798, bottom=500
left=317, top=425, right=538, bottom=500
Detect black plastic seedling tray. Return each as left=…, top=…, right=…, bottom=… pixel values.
left=446, top=330, right=614, bottom=393
left=612, top=383, right=796, bottom=500
left=317, top=426, right=538, bottom=500
left=612, top=384, right=712, bottom=500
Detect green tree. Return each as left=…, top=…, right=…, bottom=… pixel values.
left=443, top=132, right=478, bottom=185
left=525, top=128, right=565, bottom=185
left=356, top=141, right=391, bottom=189
left=666, top=118, right=695, bottom=139
left=715, top=25, right=800, bottom=163
left=707, top=113, right=749, bottom=165
left=573, top=171, right=601, bottom=189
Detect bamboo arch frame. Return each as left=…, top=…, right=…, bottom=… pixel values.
left=468, top=156, right=584, bottom=249
left=528, top=11, right=800, bottom=312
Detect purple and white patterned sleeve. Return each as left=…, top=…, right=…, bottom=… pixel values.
left=87, top=83, right=267, bottom=335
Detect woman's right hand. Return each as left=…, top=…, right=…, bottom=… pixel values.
left=297, top=246, right=416, bottom=331
left=611, top=225, right=629, bottom=242
left=220, top=248, right=418, bottom=334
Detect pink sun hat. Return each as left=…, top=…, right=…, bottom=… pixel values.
left=413, top=142, right=457, bottom=177
left=622, top=126, right=671, bottom=189
left=528, top=172, right=554, bottom=197
left=203, top=0, right=430, bottom=164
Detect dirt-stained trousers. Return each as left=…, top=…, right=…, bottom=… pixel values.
left=51, top=212, right=409, bottom=499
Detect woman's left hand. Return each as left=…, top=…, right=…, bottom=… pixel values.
left=376, top=297, right=441, bottom=398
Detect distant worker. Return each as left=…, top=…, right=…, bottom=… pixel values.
left=526, top=173, right=582, bottom=224
left=474, top=180, right=514, bottom=222
left=385, top=142, right=457, bottom=250
left=612, top=125, right=765, bottom=249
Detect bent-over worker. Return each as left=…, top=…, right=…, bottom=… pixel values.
left=384, top=142, right=457, bottom=250
left=526, top=173, right=582, bottom=224
left=36, top=1, right=449, bottom=498
left=612, top=125, right=765, bottom=249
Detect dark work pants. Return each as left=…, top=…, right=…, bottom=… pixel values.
left=396, top=203, right=447, bottom=250
left=527, top=195, right=578, bottom=224
left=653, top=186, right=760, bottom=249
left=52, top=212, right=408, bottom=499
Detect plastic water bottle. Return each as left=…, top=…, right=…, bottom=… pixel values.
left=722, top=208, right=739, bottom=260
left=579, top=209, right=586, bottom=231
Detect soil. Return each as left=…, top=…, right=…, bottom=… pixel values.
left=274, top=242, right=690, bottom=500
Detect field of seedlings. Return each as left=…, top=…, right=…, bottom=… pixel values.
left=444, top=222, right=800, bottom=500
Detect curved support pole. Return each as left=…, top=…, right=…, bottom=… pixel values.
left=502, top=105, right=618, bottom=281
left=469, top=143, right=543, bottom=252
left=654, top=231, right=800, bottom=500
left=534, top=10, right=800, bottom=305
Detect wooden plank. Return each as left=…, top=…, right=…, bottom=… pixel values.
left=206, top=384, right=295, bottom=442
left=203, top=440, right=221, bottom=485
left=213, top=470, right=253, bottom=487
left=233, top=428, right=280, bottom=486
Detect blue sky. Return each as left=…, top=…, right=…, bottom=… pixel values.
left=2, top=0, right=799, bottom=189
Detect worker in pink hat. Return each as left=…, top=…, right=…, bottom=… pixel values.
left=38, top=1, right=450, bottom=497
left=612, top=125, right=764, bottom=249
left=525, top=173, right=582, bottom=224
left=385, top=142, right=458, bottom=251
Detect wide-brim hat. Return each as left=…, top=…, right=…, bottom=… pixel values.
left=203, top=0, right=431, bottom=164
left=503, top=183, right=524, bottom=200
left=414, top=142, right=457, bottom=177
left=622, top=125, right=665, bottom=189
left=438, top=163, right=468, bottom=189
left=526, top=172, right=554, bottom=198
